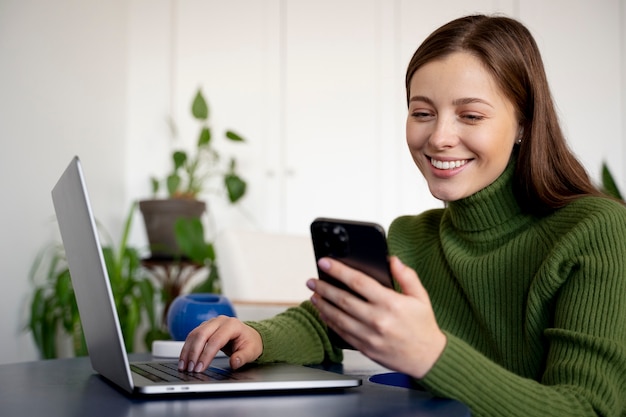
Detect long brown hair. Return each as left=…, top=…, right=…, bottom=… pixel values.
left=405, top=15, right=603, bottom=215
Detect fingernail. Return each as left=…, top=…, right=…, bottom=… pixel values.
left=178, top=360, right=185, bottom=371
left=306, top=279, right=316, bottom=290
left=233, top=357, right=242, bottom=369
left=194, top=362, right=204, bottom=373
left=310, top=294, right=318, bottom=305
left=187, top=361, right=195, bottom=372
left=392, top=256, right=406, bottom=270
left=318, top=258, right=331, bottom=271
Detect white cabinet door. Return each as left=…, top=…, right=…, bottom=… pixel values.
left=280, top=0, right=396, bottom=233
left=130, top=0, right=624, bottom=238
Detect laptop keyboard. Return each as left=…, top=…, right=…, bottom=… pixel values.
left=131, top=362, right=238, bottom=383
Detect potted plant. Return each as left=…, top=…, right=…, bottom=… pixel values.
left=139, top=88, right=247, bottom=259
left=144, top=216, right=222, bottom=324
left=27, top=203, right=169, bottom=358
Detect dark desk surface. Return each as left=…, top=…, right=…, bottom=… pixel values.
left=0, top=351, right=470, bottom=417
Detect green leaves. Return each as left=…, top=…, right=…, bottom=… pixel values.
left=166, top=173, right=181, bottom=196
left=28, top=243, right=75, bottom=359
left=192, top=89, right=209, bottom=120
left=29, top=288, right=48, bottom=357
left=174, top=217, right=215, bottom=265
left=150, top=177, right=160, bottom=196
left=225, top=130, right=245, bottom=142
left=27, top=204, right=166, bottom=359
left=166, top=152, right=187, bottom=196
left=152, top=88, right=247, bottom=202
left=173, top=217, right=220, bottom=294
left=601, top=162, right=624, bottom=201
left=224, top=158, right=246, bottom=203
left=172, top=151, right=187, bottom=169
left=225, top=173, right=246, bottom=203
left=198, top=127, right=211, bottom=147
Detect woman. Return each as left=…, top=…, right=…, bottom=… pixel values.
left=179, top=15, right=626, bottom=416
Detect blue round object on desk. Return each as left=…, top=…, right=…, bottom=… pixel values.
left=369, top=372, right=426, bottom=390
left=167, top=293, right=237, bottom=341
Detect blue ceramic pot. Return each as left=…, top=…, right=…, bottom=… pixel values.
left=167, top=293, right=236, bottom=341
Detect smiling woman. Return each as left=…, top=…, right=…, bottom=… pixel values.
left=176, top=14, right=626, bottom=417
left=403, top=14, right=605, bottom=216
left=1, top=0, right=622, bottom=370
left=406, top=52, right=520, bottom=202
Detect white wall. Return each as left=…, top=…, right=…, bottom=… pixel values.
left=0, top=0, right=129, bottom=363
left=0, top=0, right=623, bottom=364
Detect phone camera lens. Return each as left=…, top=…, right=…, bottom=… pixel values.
left=330, top=225, right=349, bottom=257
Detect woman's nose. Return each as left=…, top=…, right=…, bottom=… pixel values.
left=428, top=117, right=458, bottom=149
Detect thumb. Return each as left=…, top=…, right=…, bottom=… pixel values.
left=229, top=354, right=244, bottom=370
left=229, top=343, right=257, bottom=370
left=390, top=256, right=428, bottom=299
left=228, top=329, right=263, bottom=370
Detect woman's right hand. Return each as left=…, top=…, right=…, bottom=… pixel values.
left=178, top=315, right=263, bottom=373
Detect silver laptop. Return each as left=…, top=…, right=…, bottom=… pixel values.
left=51, top=156, right=361, bottom=395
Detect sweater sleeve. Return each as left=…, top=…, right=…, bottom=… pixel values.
left=422, top=332, right=624, bottom=416
left=244, top=300, right=343, bottom=365
left=417, top=201, right=626, bottom=417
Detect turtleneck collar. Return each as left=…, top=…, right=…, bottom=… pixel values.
left=444, top=159, right=525, bottom=233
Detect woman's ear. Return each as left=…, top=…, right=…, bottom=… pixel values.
left=516, top=125, right=524, bottom=145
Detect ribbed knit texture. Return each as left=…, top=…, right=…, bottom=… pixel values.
left=247, top=162, right=626, bottom=416
left=247, top=301, right=344, bottom=365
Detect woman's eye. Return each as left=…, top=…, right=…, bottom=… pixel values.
left=461, top=114, right=484, bottom=123
left=410, top=110, right=433, bottom=119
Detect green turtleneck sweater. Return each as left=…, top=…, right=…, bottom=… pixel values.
left=246, top=164, right=626, bottom=417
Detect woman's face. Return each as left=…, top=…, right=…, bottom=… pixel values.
left=406, top=52, right=520, bottom=202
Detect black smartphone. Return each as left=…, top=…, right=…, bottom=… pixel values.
left=310, top=217, right=393, bottom=349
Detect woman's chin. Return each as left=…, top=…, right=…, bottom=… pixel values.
left=428, top=186, right=468, bottom=202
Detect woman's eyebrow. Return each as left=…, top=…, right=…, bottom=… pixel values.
left=452, top=97, right=494, bottom=108
left=408, top=95, right=433, bottom=105
left=409, top=95, right=494, bottom=109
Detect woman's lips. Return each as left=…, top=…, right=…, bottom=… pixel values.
left=429, top=157, right=469, bottom=170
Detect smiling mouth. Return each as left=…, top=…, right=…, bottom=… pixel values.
left=429, top=158, right=470, bottom=170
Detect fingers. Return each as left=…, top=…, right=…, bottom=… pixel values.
left=308, top=259, right=385, bottom=349
left=314, top=257, right=395, bottom=304
left=308, top=257, right=392, bottom=332
left=309, top=289, right=367, bottom=348
left=309, top=256, right=446, bottom=378
left=179, top=318, right=220, bottom=372
left=389, top=256, right=427, bottom=299
left=178, top=316, right=262, bottom=373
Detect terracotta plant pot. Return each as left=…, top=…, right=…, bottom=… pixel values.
left=139, top=199, right=206, bottom=259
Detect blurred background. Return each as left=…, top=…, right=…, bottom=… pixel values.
left=0, top=0, right=624, bottom=363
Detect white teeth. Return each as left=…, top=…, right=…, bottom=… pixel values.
left=430, top=158, right=468, bottom=170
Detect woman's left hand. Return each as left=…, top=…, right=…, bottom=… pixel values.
left=307, top=256, right=446, bottom=379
